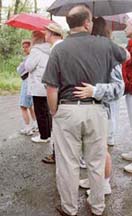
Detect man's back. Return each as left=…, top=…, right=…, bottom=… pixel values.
left=45, top=32, right=125, bottom=101
left=43, top=5, right=128, bottom=216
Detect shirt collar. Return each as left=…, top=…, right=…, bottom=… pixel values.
left=51, top=39, right=63, bottom=50
left=67, top=31, right=91, bottom=38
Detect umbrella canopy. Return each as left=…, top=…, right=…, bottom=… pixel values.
left=104, top=13, right=129, bottom=31
left=5, top=13, right=53, bottom=31
left=47, top=0, right=132, bottom=17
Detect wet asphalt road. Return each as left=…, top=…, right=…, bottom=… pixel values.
left=0, top=95, right=132, bottom=216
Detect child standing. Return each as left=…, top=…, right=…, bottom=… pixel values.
left=17, top=39, right=37, bottom=135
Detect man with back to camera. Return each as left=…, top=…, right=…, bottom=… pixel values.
left=43, top=5, right=128, bottom=216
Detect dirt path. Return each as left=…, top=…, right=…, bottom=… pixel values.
left=0, top=95, right=132, bottom=216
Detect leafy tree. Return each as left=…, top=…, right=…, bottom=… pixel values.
left=0, top=0, right=2, bottom=26
left=19, top=0, right=29, bottom=13
left=0, top=26, right=31, bottom=58
left=34, top=0, right=38, bottom=13
left=14, top=0, right=21, bottom=14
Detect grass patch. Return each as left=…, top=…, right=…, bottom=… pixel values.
left=0, top=76, right=21, bottom=95
left=0, top=55, right=22, bottom=95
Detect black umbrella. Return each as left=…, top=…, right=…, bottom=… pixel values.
left=47, top=0, right=132, bottom=17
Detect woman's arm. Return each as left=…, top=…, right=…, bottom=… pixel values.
left=17, top=58, right=27, bottom=75
left=25, top=48, right=40, bottom=73
left=73, top=65, right=124, bottom=103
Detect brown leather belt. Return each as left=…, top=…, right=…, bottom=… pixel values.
left=59, top=100, right=101, bottom=105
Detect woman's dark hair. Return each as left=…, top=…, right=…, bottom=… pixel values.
left=92, top=17, right=111, bottom=38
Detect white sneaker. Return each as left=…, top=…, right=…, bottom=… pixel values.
left=31, top=126, right=39, bottom=132
left=86, top=189, right=91, bottom=196
left=86, top=179, right=111, bottom=196
left=79, top=178, right=90, bottom=189
left=31, top=121, right=39, bottom=132
left=31, top=135, right=50, bottom=143
left=80, top=157, right=87, bottom=169
left=104, top=179, right=112, bottom=195
left=107, top=138, right=115, bottom=146
left=20, top=128, right=33, bottom=136
left=124, top=163, right=132, bottom=173
left=121, top=152, right=132, bottom=161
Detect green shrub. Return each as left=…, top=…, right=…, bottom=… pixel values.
left=0, top=26, right=31, bottom=58
left=0, top=76, right=21, bottom=93
left=0, top=56, right=22, bottom=93
left=0, top=55, right=22, bottom=75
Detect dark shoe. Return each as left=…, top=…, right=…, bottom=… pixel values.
left=56, top=205, right=77, bottom=216
left=41, top=154, right=55, bottom=164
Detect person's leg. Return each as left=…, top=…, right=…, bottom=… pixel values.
left=103, top=151, right=112, bottom=195
left=125, top=94, right=132, bottom=128
left=105, top=151, right=112, bottom=178
left=107, top=118, right=114, bottom=146
left=28, top=105, right=38, bottom=131
left=33, top=96, right=52, bottom=139
left=29, top=106, right=36, bottom=121
left=21, top=106, right=30, bottom=125
left=20, top=106, right=33, bottom=135
left=19, top=79, right=34, bottom=134
left=19, top=80, right=30, bottom=126
left=80, top=150, right=112, bottom=195
left=53, top=105, right=82, bottom=215
left=120, top=95, right=132, bottom=170
left=83, top=105, right=107, bottom=215
left=108, top=100, right=120, bottom=146
left=42, top=131, right=55, bottom=164
left=120, top=94, right=132, bottom=173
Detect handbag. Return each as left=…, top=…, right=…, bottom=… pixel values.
left=21, top=72, right=29, bottom=80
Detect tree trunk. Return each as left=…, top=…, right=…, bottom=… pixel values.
left=14, top=0, right=20, bottom=15
left=7, top=7, right=11, bottom=20
left=19, top=0, right=28, bottom=13
left=34, top=0, right=37, bottom=13
left=0, top=0, right=2, bottom=27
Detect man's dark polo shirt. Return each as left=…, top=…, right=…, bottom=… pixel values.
left=43, top=32, right=126, bottom=101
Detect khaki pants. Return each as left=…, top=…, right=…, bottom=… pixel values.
left=53, top=104, right=107, bottom=215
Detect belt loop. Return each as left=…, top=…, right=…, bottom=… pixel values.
left=77, top=100, right=80, bottom=105
left=92, top=100, right=95, bottom=104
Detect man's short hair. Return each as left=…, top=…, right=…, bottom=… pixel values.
left=66, top=4, right=92, bottom=29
